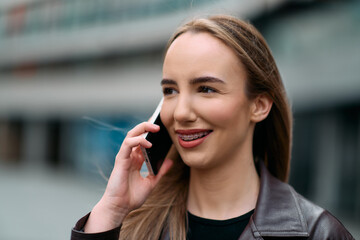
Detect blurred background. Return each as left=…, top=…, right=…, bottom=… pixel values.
left=0, top=0, right=359, bottom=239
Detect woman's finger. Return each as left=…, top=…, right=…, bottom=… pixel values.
left=116, top=136, right=151, bottom=161
left=127, top=122, right=160, bottom=138
left=130, top=146, right=146, bottom=169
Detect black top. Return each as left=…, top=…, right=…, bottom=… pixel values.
left=187, top=210, right=254, bottom=240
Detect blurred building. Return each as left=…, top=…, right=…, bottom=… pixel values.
left=252, top=0, right=360, bottom=223
left=0, top=0, right=286, bottom=172
left=0, top=0, right=359, bottom=235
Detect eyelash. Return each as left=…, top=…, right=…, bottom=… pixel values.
left=198, top=86, right=217, bottom=93
left=162, top=87, right=178, bottom=95
left=162, top=86, right=218, bottom=96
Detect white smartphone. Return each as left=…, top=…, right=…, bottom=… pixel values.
left=141, top=98, right=172, bottom=175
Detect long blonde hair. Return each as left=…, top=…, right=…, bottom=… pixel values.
left=120, top=15, right=292, bottom=240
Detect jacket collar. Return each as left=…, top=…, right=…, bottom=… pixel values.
left=243, top=160, right=309, bottom=238
left=161, top=161, right=310, bottom=240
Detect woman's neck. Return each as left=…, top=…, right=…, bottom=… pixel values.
left=187, top=154, right=260, bottom=220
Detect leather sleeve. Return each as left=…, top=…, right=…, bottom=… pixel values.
left=309, top=210, right=355, bottom=240
left=71, top=213, right=121, bottom=240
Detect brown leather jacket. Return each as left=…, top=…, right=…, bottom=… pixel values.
left=71, top=161, right=354, bottom=240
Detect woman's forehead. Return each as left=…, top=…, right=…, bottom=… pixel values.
left=166, top=32, right=228, bottom=57
left=163, top=32, right=246, bottom=82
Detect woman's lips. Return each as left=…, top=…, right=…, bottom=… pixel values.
left=175, top=129, right=212, bottom=148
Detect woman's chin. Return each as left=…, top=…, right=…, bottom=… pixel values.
left=180, top=155, right=218, bottom=171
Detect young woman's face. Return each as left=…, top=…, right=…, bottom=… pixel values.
left=161, top=32, right=256, bottom=170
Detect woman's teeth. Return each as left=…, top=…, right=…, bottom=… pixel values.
left=178, top=131, right=210, bottom=141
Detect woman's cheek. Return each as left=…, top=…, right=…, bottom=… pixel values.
left=199, top=100, right=235, bottom=124
left=160, top=103, right=173, bottom=129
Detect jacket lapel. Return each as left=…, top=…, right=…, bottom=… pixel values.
left=239, top=161, right=309, bottom=239
left=162, top=161, right=310, bottom=240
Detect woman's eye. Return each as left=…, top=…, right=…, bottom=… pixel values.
left=162, top=87, right=178, bottom=95
left=198, top=86, right=216, bottom=93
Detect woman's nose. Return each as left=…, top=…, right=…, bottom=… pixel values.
left=173, top=95, right=197, bottom=123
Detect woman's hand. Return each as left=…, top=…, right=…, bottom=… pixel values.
left=83, top=122, right=173, bottom=233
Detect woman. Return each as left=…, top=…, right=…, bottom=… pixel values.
left=71, top=15, right=354, bottom=240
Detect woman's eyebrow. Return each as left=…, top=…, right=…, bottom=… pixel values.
left=161, top=76, right=225, bottom=86
left=189, top=76, right=225, bottom=85
left=161, top=79, right=177, bottom=86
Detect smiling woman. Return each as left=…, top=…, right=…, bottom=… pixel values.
left=71, top=15, right=354, bottom=240
left=161, top=31, right=264, bottom=175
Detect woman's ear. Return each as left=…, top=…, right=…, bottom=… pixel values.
left=250, top=94, right=273, bottom=123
